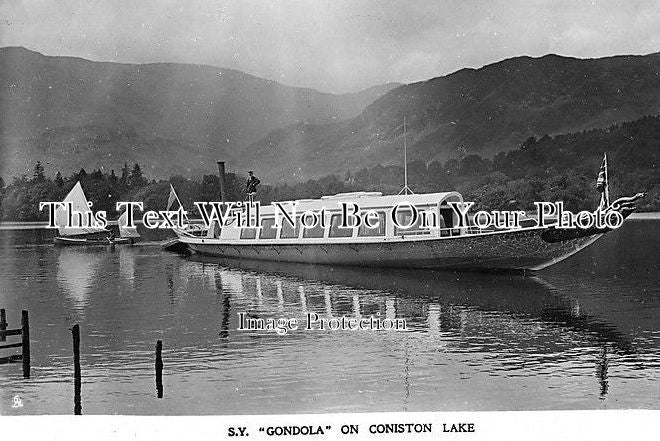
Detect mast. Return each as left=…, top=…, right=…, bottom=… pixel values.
left=398, top=115, right=414, bottom=195
left=404, top=116, right=408, bottom=192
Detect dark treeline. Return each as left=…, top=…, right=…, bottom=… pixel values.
left=342, top=115, right=659, bottom=212
left=1, top=115, right=658, bottom=221
left=1, top=162, right=152, bottom=221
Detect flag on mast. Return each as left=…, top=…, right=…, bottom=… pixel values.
left=596, top=153, right=610, bottom=209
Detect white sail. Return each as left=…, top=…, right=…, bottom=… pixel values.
left=168, top=184, right=190, bottom=220
left=118, top=210, right=141, bottom=238
left=167, top=184, right=179, bottom=211
left=168, top=183, right=189, bottom=212
left=167, top=183, right=194, bottom=235
left=55, top=182, right=107, bottom=236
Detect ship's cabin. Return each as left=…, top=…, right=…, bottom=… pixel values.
left=205, top=191, right=466, bottom=242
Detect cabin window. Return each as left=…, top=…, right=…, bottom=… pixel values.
left=302, top=213, right=326, bottom=238
left=357, top=211, right=386, bottom=237
left=329, top=213, right=354, bottom=238
left=240, top=227, right=258, bottom=239
left=440, top=207, right=454, bottom=228
left=259, top=218, right=278, bottom=239
left=393, top=207, right=433, bottom=236
left=439, top=205, right=457, bottom=236
left=280, top=218, right=301, bottom=239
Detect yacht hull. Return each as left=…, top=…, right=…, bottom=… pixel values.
left=183, top=228, right=603, bottom=271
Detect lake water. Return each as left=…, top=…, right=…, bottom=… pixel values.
left=0, top=220, right=658, bottom=415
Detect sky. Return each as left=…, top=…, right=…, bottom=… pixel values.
left=1, top=0, right=659, bottom=93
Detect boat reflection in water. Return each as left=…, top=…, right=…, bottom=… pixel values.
left=188, top=253, right=654, bottom=407
left=118, top=246, right=136, bottom=289
left=3, top=221, right=655, bottom=414
left=57, top=248, right=104, bottom=317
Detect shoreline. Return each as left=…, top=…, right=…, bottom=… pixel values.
left=2, top=212, right=659, bottom=230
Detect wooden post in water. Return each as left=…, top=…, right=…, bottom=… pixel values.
left=155, top=340, right=163, bottom=398
left=0, top=309, right=6, bottom=342
left=72, top=324, right=82, bottom=415
left=21, top=310, right=30, bottom=378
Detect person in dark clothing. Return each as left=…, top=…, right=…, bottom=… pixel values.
left=246, top=171, right=260, bottom=202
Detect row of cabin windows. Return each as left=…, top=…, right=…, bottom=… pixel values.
left=238, top=209, right=450, bottom=240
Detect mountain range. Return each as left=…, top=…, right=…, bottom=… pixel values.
left=0, top=46, right=397, bottom=178
left=2, top=47, right=660, bottom=183
left=248, top=52, right=660, bottom=182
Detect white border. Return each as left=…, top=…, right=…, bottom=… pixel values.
left=2, top=410, right=659, bottom=441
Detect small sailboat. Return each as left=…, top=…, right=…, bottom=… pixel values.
left=116, top=209, right=141, bottom=244
left=53, top=182, right=138, bottom=246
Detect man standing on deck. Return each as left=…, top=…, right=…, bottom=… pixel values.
left=246, top=171, right=260, bottom=202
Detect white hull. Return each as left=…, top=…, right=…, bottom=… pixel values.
left=181, top=227, right=604, bottom=271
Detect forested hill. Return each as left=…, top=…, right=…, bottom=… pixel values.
left=1, top=115, right=658, bottom=221
left=3, top=48, right=660, bottom=184
left=0, top=46, right=398, bottom=178
left=245, top=52, right=660, bottom=182
left=343, top=115, right=660, bottom=212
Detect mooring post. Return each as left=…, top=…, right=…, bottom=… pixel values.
left=21, top=310, right=30, bottom=378
left=155, top=340, right=163, bottom=398
left=0, top=309, right=6, bottom=342
left=72, top=324, right=82, bottom=415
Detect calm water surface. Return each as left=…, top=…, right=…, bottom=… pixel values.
left=0, top=220, right=658, bottom=414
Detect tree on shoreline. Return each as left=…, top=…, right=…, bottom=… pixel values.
left=1, top=115, right=659, bottom=221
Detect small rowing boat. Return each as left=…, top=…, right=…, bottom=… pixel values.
left=53, top=236, right=134, bottom=246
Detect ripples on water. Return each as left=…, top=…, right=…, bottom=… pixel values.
left=0, top=221, right=658, bottom=414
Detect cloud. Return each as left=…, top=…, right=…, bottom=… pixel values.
left=1, top=0, right=659, bottom=92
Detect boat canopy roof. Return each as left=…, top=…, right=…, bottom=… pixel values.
left=258, top=191, right=463, bottom=215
